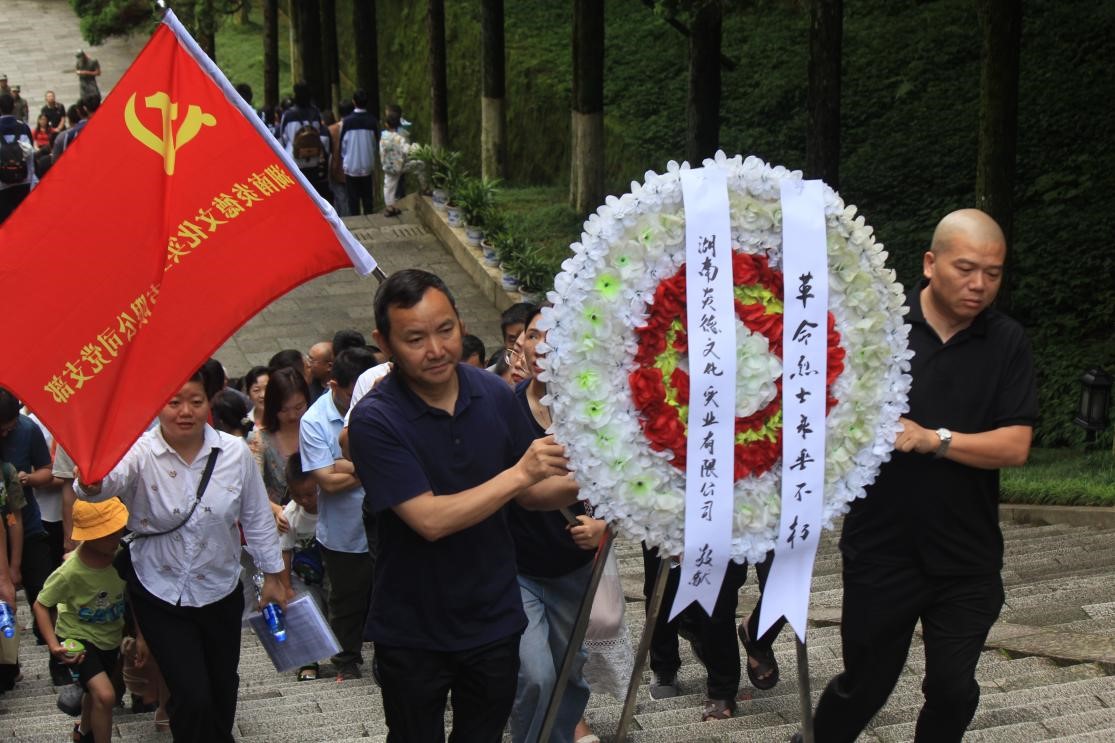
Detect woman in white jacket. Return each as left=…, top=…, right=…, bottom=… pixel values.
left=76, top=370, right=286, bottom=743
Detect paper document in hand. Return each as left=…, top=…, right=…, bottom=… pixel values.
left=247, top=594, right=340, bottom=673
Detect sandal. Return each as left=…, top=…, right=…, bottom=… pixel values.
left=154, top=710, right=170, bottom=732
left=738, top=618, right=780, bottom=690
left=297, top=663, right=319, bottom=681
left=383, top=206, right=401, bottom=217
left=701, top=698, right=735, bottom=721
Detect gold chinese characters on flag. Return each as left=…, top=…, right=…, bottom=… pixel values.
left=0, top=11, right=375, bottom=479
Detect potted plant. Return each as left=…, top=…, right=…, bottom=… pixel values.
left=407, top=143, right=435, bottom=194
left=494, top=231, right=527, bottom=291
left=513, top=245, right=555, bottom=303
left=429, top=148, right=461, bottom=211
left=443, top=167, right=469, bottom=228
left=457, top=176, right=501, bottom=246
left=480, top=208, right=507, bottom=267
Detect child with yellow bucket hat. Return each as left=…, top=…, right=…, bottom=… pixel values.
left=32, top=498, right=128, bottom=743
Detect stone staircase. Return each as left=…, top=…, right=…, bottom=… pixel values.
left=2, top=520, right=1113, bottom=741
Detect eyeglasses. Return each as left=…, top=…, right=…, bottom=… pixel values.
left=504, top=349, right=524, bottom=365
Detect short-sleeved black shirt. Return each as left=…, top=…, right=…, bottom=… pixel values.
left=840, top=281, right=1038, bottom=575
left=349, top=363, right=532, bottom=651
left=507, top=380, right=591, bottom=579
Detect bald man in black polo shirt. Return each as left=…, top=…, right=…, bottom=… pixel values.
left=801, top=209, right=1038, bottom=743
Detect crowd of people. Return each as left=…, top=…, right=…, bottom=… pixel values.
left=0, top=67, right=411, bottom=229
left=0, top=69, right=1036, bottom=739
left=236, top=81, right=413, bottom=220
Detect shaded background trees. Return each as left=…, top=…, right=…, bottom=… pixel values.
left=64, top=0, right=1115, bottom=447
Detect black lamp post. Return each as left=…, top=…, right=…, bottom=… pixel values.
left=1073, top=367, right=1113, bottom=446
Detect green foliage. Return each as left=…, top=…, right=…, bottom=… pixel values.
left=214, top=12, right=293, bottom=105
left=429, top=148, right=463, bottom=193
left=210, top=0, right=1113, bottom=446
left=1001, top=448, right=1115, bottom=506
left=71, top=0, right=156, bottom=45
left=455, top=176, right=501, bottom=227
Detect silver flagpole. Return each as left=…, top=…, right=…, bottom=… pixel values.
left=536, top=528, right=616, bottom=743
left=614, top=556, right=671, bottom=742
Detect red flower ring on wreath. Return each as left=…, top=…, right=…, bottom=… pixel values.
left=629, top=252, right=846, bottom=481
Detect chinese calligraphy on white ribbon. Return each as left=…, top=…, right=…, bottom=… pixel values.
left=669, top=167, right=737, bottom=620
left=758, top=179, right=829, bottom=641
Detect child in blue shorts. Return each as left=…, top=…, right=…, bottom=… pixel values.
left=33, top=499, right=127, bottom=743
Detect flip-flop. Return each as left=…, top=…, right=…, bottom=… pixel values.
left=701, top=698, right=735, bottom=721
left=297, top=663, right=319, bottom=681
left=737, top=620, right=780, bottom=690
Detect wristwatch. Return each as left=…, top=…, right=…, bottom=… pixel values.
left=934, top=428, right=952, bottom=459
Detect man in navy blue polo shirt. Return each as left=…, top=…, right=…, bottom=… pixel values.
left=348, top=269, right=578, bottom=742
left=805, top=209, right=1038, bottom=743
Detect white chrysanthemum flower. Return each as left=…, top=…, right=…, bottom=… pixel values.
left=542, top=152, right=911, bottom=560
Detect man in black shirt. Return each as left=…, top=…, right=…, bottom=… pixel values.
left=805, top=209, right=1038, bottom=743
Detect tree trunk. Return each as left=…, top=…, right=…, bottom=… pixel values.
left=353, top=0, right=380, bottom=117
left=427, top=0, right=450, bottom=148
left=288, top=0, right=302, bottom=85
left=297, top=0, right=326, bottom=106
left=320, top=0, right=339, bottom=115
left=263, top=0, right=279, bottom=110
left=168, top=0, right=195, bottom=30
left=976, top=0, right=1021, bottom=245
left=238, top=0, right=251, bottom=25
left=570, top=0, right=604, bottom=214
left=195, top=0, right=217, bottom=60
left=481, top=0, right=507, bottom=180
left=806, top=0, right=842, bottom=190
left=686, top=1, right=722, bottom=164
left=976, top=0, right=1022, bottom=311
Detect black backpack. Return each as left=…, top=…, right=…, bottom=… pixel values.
left=0, top=122, right=30, bottom=185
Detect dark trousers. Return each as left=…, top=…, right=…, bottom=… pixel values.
left=128, top=580, right=245, bottom=743
left=813, top=560, right=1004, bottom=743
left=42, top=520, right=65, bottom=571
left=320, top=546, right=373, bottom=666
left=743, top=550, right=787, bottom=650
left=20, top=532, right=51, bottom=643
left=345, top=174, right=375, bottom=215
left=641, top=543, right=749, bottom=700
left=375, top=634, right=520, bottom=743
left=0, top=184, right=30, bottom=225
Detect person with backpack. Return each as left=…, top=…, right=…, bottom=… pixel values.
left=340, top=90, right=378, bottom=216
left=0, top=92, right=36, bottom=225
left=51, top=94, right=100, bottom=167
left=279, top=83, right=331, bottom=204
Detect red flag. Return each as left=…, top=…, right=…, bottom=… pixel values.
left=0, top=11, right=376, bottom=480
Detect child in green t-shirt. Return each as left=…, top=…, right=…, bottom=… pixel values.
left=32, top=498, right=128, bottom=743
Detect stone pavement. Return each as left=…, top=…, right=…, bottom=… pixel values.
left=212, top=205, right=508, bottom=378
left=0, top=0, right=146, bottom=113
left=2, top=520, right=1114, bottom=741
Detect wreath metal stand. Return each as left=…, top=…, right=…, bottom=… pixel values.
left=536, top=528, right=616, bottom=743
left=613, top=555, right=671, bottom=742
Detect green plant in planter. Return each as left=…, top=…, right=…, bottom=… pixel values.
left=429, top=148, right=462, bottom=193
left=407, top=144, right=435, bottom=193
left=481, top=205, right=507, bottom=237
left=492, top=229, right=526, bottom=272
left=513, top=244, right=556, bottom=296
left=456, top=176, right=501, bottom=227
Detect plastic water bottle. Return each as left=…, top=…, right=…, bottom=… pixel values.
left=0, top=601, right=14, bottom=639
left=252, top=572, right=286, bottom=642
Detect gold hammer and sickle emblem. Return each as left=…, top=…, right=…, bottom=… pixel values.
left=124, top=92, right=217, bottom=175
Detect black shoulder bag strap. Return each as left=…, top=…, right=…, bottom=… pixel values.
left=123, top=447, right=220, bottom=544
left=114, top=447, right=219, bottom=584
